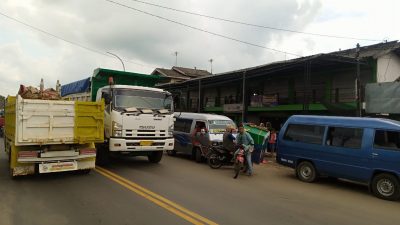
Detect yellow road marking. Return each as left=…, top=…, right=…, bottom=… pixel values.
left=95, top=166, right=218, bottom=225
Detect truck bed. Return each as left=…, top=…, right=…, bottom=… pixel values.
left=5, top=95, right=104, bottom=146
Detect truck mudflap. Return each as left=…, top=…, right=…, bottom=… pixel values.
left=11, top=165, right=35, bottom=176
left=109, top=138, right=174, bottom=151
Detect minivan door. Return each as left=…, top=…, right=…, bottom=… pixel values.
left=192, top=120, right=210, bottom=156
left=323, top=126, right=370, bottom=181
left=173, top=118, right=193, bottom=154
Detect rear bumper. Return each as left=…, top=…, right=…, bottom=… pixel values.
left=12, top=156, right=96, bottom=176
left=17, top=154, right=96, bottom=163
left=109, top=138, right=174, bottom=151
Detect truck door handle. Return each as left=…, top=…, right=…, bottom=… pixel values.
left=372, top=153, right=379, bottom=156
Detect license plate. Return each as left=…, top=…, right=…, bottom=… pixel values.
left=39, top=161, right=78, bottom=173
left=140, top=141, right=153, bottom=146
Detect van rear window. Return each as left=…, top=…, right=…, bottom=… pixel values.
left=284, top=124, right=325, bottom=145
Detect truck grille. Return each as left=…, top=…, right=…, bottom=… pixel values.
left=126, top=142, right=165, bottom=146
left=124, top=129, right=167, bottom=137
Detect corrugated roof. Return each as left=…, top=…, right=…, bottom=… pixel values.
left=172, top=66, right=211, bottom=77
left=160, top=41, right=400, bottom=88
left=152, top=66, right=211, bottom=84
left=153, top=68, right=190, bottom=80
left=331, top=41, right=400, bottom=58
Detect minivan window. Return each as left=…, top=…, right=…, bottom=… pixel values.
left=326, top=127, right=363, bottom=149
left=284, top=124, right=325, bottom=145
left=374, top=130, right=400, bottom=151
left=175, top=118, right=193, bottom=133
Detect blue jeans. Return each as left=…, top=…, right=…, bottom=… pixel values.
left=246, top=152, right=253, bottom=175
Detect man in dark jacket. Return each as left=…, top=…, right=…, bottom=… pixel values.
left=223, top=125, right=236, bottom=152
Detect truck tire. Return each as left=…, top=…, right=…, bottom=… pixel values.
left=166, top=150, right=176, bottom=156
left=77, top=169, right=91, bottom=175
left=96, top=144, right=110, bottom=166
left=296, top=161, right=317, bottom=183
left=9, top=155, right=16, bottom=179
left=371, top=173, right=400, bottom=201
left=148, top=151, right=163, bottom=163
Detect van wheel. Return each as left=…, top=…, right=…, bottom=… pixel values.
left=296, top=161, right=317, bottom=183
left=195, top=148, right=202, bottom=163
left=371, top=173, right=400, bottom=201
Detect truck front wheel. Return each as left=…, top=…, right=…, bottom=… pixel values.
left=148, top=151, right=163, bottom=163
left=96, top=144, right=110, bottom=166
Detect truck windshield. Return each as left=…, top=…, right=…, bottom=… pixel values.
left=208, top=120, right=236, bottom=133
left=114, top=89, right=173, bottom=111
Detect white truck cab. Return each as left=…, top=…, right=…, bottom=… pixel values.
left=96, top=85, right=174, bottom=163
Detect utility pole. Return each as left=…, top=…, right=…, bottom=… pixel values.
left=107, top=52, right=125, bottom=71
left=209, top=58, right=213, bottom=74
left=355, top=43, right=362, bottom=117
left=174, top=51, right=178, bottom=66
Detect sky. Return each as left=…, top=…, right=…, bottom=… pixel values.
left=0, top=0, right=399, bottom=96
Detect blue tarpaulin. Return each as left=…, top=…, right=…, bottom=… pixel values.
left=61, top=78, right=91, bottom=97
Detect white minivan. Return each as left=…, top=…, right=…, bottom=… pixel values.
left=169, top=112, right=236, bottom=162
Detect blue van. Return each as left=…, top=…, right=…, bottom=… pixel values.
left=277, top=115, right=400, bottom=201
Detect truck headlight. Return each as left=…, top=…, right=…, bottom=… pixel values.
left=112, top=121, right=123, bottom=137
left=168, top=124, right=174, bottom=136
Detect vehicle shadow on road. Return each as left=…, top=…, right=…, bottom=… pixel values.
left=5, top=170, right=91, bottom=182
left=282, top=173, right=372, bottom=198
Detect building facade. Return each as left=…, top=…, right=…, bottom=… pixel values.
left=161, top=42, right=400, bottom=129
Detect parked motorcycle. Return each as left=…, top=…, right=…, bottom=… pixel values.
left=207, top=145, right=234, bottom=169
left=233, top=146, right=248, bottom=179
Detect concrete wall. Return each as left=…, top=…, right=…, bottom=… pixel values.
left=377, top=52, right=400, bottom=82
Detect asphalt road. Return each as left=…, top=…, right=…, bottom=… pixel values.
left=1, top=138, right=400, bottom=225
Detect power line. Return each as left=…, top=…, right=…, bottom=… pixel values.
left=0, top=11, right=152, bottom=68
left=105, top=0, right=302, bottom=57
left=127, top=0, right=381, bottom=42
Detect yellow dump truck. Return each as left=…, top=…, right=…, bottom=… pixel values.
left=4, top=95, right=104, bottom=177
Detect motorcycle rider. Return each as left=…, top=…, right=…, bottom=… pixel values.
left=234, top=124, right=255, bottom=176
left=223, top=125, right=236, bottom=153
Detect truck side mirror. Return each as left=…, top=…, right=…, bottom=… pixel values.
left=103, top=93, right=111, bottom=105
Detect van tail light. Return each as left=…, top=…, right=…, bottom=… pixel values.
left=18, top=151, right=38, bottom=158
left=80, top=148, right=96, bottom=155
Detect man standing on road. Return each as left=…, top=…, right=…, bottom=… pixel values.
left=235, top=124, right=255, bottom=176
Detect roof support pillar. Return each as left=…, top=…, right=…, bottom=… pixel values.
left=198, top=80, right=201, bottom=113
left=242, top=70, right=247, bottom=123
